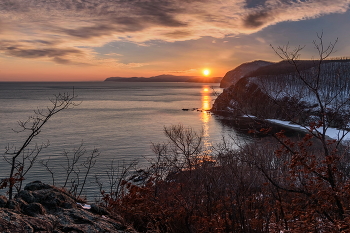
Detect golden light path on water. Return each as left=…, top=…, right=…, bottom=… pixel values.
left=200, top=85, right=213, bottom=159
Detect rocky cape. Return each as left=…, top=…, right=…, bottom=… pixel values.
left=105, top=74, right=221, bottom=83
left=219, top=60, right=274, bottom=88
left=0, top=181, right=135, bottom=233
left=212, top=59, right=350, bottom=128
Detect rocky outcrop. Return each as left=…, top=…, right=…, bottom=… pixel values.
left=219, top=60, right=273, bottom=88
left=0, top=181, right=135, bottom=233
left=213, top=59, right=350, bottom=128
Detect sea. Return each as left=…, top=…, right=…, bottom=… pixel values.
left=0, top=82, right=253, bottom=199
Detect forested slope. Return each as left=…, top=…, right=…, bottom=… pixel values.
left=212, top=59, right=350, bottom=128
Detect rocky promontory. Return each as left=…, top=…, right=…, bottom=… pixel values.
left=212, top=59, right=350, bottom=128
left=0, top=181, right=135, bottom=233
left=219, top=60, right=273, bottom=88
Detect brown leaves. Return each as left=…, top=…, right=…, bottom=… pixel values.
left=97, top=127, right=350, bottom=232
left=0, top=170, right=25, bottom=190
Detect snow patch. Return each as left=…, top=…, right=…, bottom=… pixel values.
left=267, top=119, right=350, bottom=142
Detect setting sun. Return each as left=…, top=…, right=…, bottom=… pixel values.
left=202, top=69, right=211, bottom=76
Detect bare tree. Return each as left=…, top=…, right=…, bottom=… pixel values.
left=252, top=33, right=350, bottom=229
left=164, top=124, right=204, bottom=172
left=1, top=91, right=78, bottom=200
left=270, top=33, right=350, bottom=148
left=41, top=142, right=100, bottom=199
left=113, top=35, right=350, bottom=232
left=95, top=159, right=137, bottom=207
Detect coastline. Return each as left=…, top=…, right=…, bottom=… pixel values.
left=216, top=113, right=350, bottom=142
left=266, top=118, right=350, bottom=142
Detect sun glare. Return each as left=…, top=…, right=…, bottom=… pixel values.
left=202, top=69, right=210, bottom=76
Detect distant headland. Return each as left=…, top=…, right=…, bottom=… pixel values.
left=104, top=74, right=222, bottom=83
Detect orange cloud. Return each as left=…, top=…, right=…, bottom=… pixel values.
left=0, top=0, right=349, bottom=68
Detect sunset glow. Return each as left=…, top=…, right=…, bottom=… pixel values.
left=203, top=69, right=211, bottom=77
left=2, top=1, right=350, bottom=228
left=0, top=1, right=350, bottom=81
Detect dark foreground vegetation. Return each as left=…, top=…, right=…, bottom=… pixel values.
left=2, top=34, right=350, bottom=232
left=105, top=126, right=350, bottom=232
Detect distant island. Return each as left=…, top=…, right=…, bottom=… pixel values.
left=105, top=74, right=222, bottom=83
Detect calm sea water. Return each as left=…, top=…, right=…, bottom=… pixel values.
left=0, top=82, right=251, bottom=199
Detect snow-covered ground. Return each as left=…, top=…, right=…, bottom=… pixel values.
left=242, top=114, right=350, bottom=142
left=267, top=119, right=350, bottom=142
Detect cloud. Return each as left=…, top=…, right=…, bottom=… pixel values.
left=131, top=1, right=187, bottom=27
left=20, top=40, right=57, bottom=46
left=52, top=57, right=72, bottom=65
left=240, top=0, right=350, bottom=32
left=243, top=10, right=274, bottom=29
left=0, top=40, right=85, bottom=65
left=62, top=25, right=116, bottom=39
left=104, top=53, right=123, bottom=57
left=0, top=0, right=349, bottom=65
left=245, top=0, right=267, bottom=8
left=255, top=37, right=266, bottom=44
left=164, top=68, right=198, bottom=74
left=3, top=46, right=81, bottom=59
left=55, top=1, right=187, bottom=39
left=163, top=30, right=192, bottom=39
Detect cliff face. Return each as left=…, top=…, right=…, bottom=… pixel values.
left=213, top=60, right=350, bottom=128
left=219, top=60, right=274, bottom=88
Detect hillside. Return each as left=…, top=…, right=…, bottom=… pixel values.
left=105, top=74, right=222, bottom=83
left=220, top=60, right=274, bottom=88
left=212, top=59, right=350, bottom=128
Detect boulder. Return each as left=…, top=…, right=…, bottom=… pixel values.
left=0, top=195, right=7, bottom=207
left=17, top=190, right=35, bottom=204
left=22, top=202, right=46, bottom=217
left=24, top=180, right=52, bottom=191
left=91, top=203, right=110, bottom=216
left=0, top=181, right=136, bottom=233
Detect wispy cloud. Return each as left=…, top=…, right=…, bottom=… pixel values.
left=0, top=40, right=88, bottom=65
left=0, top=0, right=349, bottom=65
left=162, top=68, right=198, bottom=74
left=240, top=0, right=350, bottom=32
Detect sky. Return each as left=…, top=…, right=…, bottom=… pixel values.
left=1, top=0, right=350, bottom=81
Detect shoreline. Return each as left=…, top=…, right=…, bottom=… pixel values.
left=266, top=118, right=350, bottom=142
left=214, top=112, right=350, bottom=142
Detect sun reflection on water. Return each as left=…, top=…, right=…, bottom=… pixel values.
left=200, top=85, right=213, bottom=156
